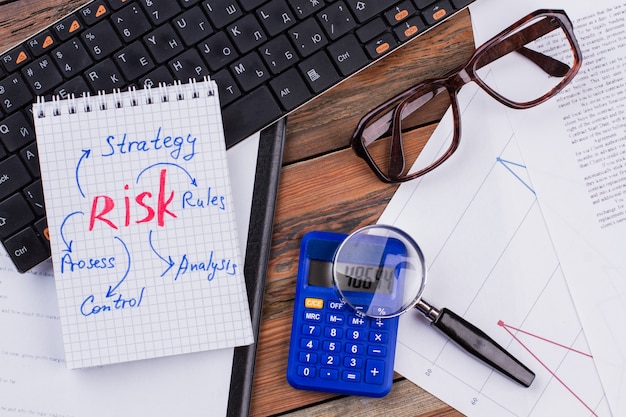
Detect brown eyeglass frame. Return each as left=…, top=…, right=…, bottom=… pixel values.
left=351, top=9, right=583, bottom=184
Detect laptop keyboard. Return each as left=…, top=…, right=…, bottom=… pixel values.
left=0, top=0, right=474, bottom=272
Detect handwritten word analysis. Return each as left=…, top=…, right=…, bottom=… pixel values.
left=102, top=127, right=197, bottom=161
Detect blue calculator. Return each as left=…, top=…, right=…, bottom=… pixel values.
left=286, top=231, right=400, bottom=397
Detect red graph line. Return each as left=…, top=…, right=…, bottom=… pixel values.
left=499, top=321, right=593, bottom=358
left=498, top=321, right=598, bottom=417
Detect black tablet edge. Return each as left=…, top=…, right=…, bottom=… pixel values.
left=226, top=118, right=286, bottom=417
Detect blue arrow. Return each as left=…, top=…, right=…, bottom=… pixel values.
left=76, top=149, right=91, bottom=198
left=136, top=162, right=197, bottom=187
left=148, top=229, right=175, bottom=276
left=106, top=236, right=131, bottom=298
left=60, top=211, right=84, bottom=253
left=497, top=157, right=536, bottom=195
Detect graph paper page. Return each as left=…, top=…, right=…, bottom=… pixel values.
left=33, top=80, right=253, bottom=369
left=380, top=78, right=610, bottom=415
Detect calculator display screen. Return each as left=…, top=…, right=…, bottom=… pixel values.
left=307, top=260, right=334, bottom=288
left=335, top=263, right=395, bottom=294
left=308, top=260, right=396, bottom=294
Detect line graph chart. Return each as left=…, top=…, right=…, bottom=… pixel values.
left=379, top=83, right=611, bottom=416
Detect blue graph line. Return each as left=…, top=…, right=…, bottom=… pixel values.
left=496, top=157, right=536, bottom=195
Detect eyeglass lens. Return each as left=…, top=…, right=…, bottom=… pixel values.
left=360, top=14, right=577, bottom=182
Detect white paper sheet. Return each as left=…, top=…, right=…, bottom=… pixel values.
left=470, top=1, right=626, bottom=415
left=380, top=75, right=610, bottom=416
left=0, top=132, right=259, bottom=416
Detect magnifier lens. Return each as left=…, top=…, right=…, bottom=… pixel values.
left=332, top=225, right=426, bottom=318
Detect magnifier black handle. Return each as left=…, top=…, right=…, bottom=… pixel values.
left=417, top=303, right=535, bottom=387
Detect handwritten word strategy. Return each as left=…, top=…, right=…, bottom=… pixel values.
left=59, top=127, right=238, bottom=317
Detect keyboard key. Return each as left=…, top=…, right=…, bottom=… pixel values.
left=139, top=0, right=182, bottom=25
left=1, top=46, right=31, bottom=73
left=53, top=14, right=84, bottom=41
left=0, top=112, right=34, bottom=152
left=79, top=0, right=111, bottom=25
left=203, top=1, right=243, bottom=28
left=240, top=0, right=266, bottom=11
left=298, top=51, right=340, bottom=93
left=83, top=20, right=123, bottom=59
left=84, top=59, right=127, bottom=92
left=0, top=194, right=35, bottom=239
left=145, top=25, right=185, bottom=64
left=260, top=35, right=299, bottom=75
left=421, top=0, right=453, bottom=26
left=327, top=34, right=369, bottom=76
left=0, top=155, right=31, bottom=201
left=230, top=52, right=270, bottom=91
left=0, top=75, right=33, bottom=114
left=269, top=68, right=311, bottom=110
left=394, top=16, right=427, bottom=41
left=211, top=69, right=241, bottom=105
left=221, top=86, right=282, bottom=147
left=174, top=6, right=214, bottom=45
left=52, top=38, right=94, bottom=78
left=355, top=18, right=386, bottom=43
left=364, top=32, right=397, bottom=58
left=111, top=4, right=153, bottom=42
left=115, top=42, right=156, bottom=80
left=168, top=49, right=211, bottom=81
left=26, top=30, right=58, bottom=57
left=289, top=19, right=328, bottom=58
left=140, top=66, right=176, bottom=88
left=24, top=180, right=46, bottom=216
left=365, top=359, right=385, bottom=384
left=198, top=32, right=239, bottom=71
left=21, top=56, right=64, bottom=94
left=227, top=14, right=267, bottom=54
left=54, top=77, right=91, bottom=99
left=4, top=227, right=49, bottom=273
left=346, top=0, right=388, bottom=23
left=384, top=1, right=417, bottom=25
left=19, top=142, right=41, bottom=178
left=257, top=0, right=297, bottom=37
left=289, top=0, right=325, bottom=19
left=318, top=2, right=357, bottom=40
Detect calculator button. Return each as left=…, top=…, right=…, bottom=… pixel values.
left=369, top=331, right=387, bottom=343
left=302, top=324, right=321, bottom=336
left=319, top=368, right=339, bottom=380
left=323, top=340, right=341, bottom=352
left=342, top=370, right=361, bottom=383
left=365, top=359, right=385, bottom=384
left=299, top=352, right=317, bottom=364
left=326, top=300, right=346, bottom=311
left=303, top=310, right=322, bottom=322
left=347, top=328, right=365, bottom=341
left=348, top=315, right=367, bottom=327
left=326, top=312, right=344, bottom=324
left=324, top=327, right=342, bottom=339
left=322, top=353, right=339, bottom=367
left=300, top=338, right=319, bottom=350
left=370, top=318, right=389, bottom=329
left=304, top=297, right=324, bottom=309
left=297, top=365, right=316, bottom=378
left=367, top=345, right=386, bottom=357
left=345, top=343, right=363, bottom=355
left=343, top=356, right=362, bottom=368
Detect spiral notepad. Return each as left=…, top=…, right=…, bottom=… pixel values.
left=33, top=79, right=253, bottom=369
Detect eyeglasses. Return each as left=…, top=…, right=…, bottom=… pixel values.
left=351, top=9, right=582, bottom=184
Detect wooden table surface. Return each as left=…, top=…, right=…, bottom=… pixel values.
left=0, top=2, right=474, bottom=416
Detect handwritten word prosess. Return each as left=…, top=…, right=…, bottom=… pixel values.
left=102, top=127, right=197, bottom=161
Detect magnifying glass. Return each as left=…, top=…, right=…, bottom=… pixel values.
left=332, top=224, right=535, bottom=387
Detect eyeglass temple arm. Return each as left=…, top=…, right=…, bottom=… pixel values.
left=416, top=299, right=536, bottom=387
left=475, top=17, right=571, bottom=77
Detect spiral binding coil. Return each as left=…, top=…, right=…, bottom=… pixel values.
left=36, top=77, right=215, bottom=118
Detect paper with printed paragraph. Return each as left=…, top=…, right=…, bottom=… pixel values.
left=33, top=80, right=253, bottom=369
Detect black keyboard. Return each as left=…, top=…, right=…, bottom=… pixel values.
left=0, top=0, right=474, bottom=273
